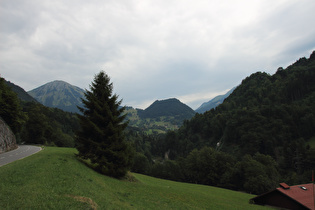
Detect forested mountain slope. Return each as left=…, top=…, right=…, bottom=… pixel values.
left=158, top=51, right=315, bottom=185
left=5, top=81, right=37, bottom=102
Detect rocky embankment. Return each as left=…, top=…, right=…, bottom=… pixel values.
left=0, top=117, right=17, bottom=153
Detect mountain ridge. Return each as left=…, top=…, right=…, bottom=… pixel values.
left=5, top=81, right=37, bottom=103
left=26, top=79, right=231, bottom=116
left=26, top=80, right=198, bottom=133
left=195, top=87, right=236, bottom=113
left=25, top=80, right=236, bottom=133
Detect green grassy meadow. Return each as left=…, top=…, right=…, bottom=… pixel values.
left=308, top=136, right=315, bottom=149
left=0, top=147, right=270, bottom=209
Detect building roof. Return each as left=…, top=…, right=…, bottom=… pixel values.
left=277, top=183, right=314, bottom=210
left=251, top=183, right=315, bottom=210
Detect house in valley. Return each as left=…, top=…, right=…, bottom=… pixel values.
left=250, top=182, right=315, bottom=210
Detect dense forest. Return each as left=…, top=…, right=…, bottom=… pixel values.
left=20, top=102, right=79, bottom=147
left=0, top=78, right=79, bottom=147
left=1, top=52, right=314, bottom=195
left=128, top=51, right=315, bottom=194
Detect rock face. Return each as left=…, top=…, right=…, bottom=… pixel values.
left=0, top=117, right=17, bottom=154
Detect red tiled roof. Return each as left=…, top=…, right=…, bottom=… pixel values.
left=279, top=182, right=290, bottom=189
left=277, top=183, right=315, bottom=210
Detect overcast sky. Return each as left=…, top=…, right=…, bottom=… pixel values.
left=1, top=0, right=315, bottom=109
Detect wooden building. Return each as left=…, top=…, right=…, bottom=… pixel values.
left=250, top=183, right=315, bottom=210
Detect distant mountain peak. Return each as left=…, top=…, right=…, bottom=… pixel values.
left=139, top=98, right=195, bottom=120
left=35, top=80, right=75, bottom=90
left=28, top=80, right=85, bottom=113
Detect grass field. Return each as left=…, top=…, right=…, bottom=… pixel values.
left=0, top=147, right=270, bottom=209
left=308, top=136, right=315, bottom=149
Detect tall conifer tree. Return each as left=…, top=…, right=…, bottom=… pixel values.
left=76, top=71, right=133, bottom=178
left=0, top=78, right=26, bottom=134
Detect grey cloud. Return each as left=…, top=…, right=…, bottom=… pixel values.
left=1, top=0, right=315, bottom=109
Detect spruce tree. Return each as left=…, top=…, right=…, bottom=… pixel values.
left=76, top=71, right=133, bottom=178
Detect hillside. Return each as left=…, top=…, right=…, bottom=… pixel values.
left=153, top=51, right=315, bottom=190
left=195, top=87, right=236, bottom=113
left=0, top=147, right=268, bottom=209
left=173, top=51, right=315, bottom=156
left=28, top=80, right=85, bottom=113
left=5, top=81, right=37, bottom=102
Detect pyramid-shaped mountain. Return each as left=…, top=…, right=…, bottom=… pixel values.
left=28, top=80, right=85, bottom=113
left=138, top=98, right=195, bottom=120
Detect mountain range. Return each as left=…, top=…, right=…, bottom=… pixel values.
left=6, top=79, right=233, bottom=133
left=26, top=80, right=232, bottom=114
left=24, top=80, right=233, bottom=133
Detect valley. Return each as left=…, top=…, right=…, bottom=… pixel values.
left=1, top=51, right=315, bottom=201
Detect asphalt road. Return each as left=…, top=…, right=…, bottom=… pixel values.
left=0, top=145, right=42, bottom=167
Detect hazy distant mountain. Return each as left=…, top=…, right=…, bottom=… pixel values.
left=28, top=80, right=85, bottom=113
left=195, top=87, right=236, bottom=113
left=5, top=80, right=37, bottom=102
left=138, top=98, right=195, bottom=119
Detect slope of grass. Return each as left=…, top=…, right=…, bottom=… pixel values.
left=0, top=147, right=270, bottom=209
left=308, top=136, right=315, bottom=149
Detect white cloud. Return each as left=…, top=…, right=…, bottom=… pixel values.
left=1, top=0, right=315, bottom=109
